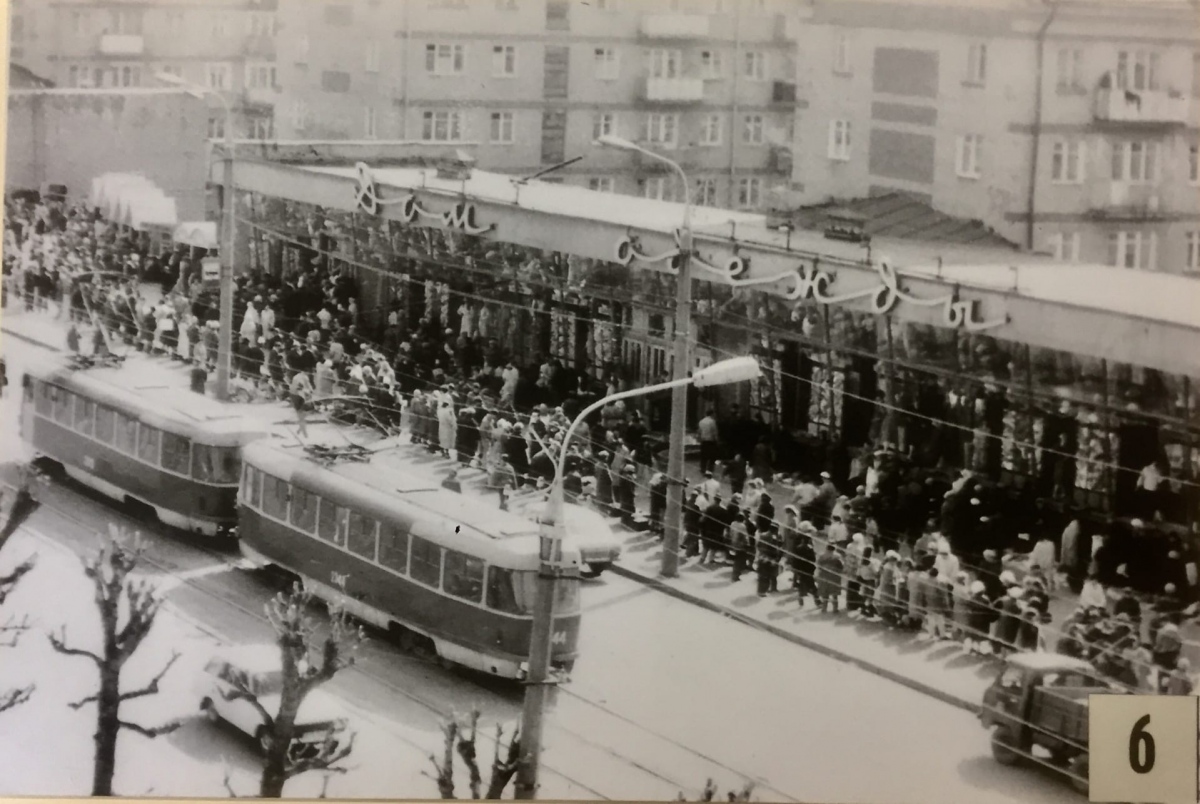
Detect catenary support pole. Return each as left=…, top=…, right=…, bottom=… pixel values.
left=215, top=111, right=235, bottom=401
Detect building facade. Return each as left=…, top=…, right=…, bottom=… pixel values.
left=272, top=0, right=799, bottom=209
left=790, top=0, right=1200, bottom=274
left=13, top=0, right=278, bottom=141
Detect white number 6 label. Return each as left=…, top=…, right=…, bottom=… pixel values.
left=1089, top=694, right=1197, bottom=803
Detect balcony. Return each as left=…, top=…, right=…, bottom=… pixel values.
left=769, top=145, right=794, bottom=175
left=1094, top=80, right=1190, bottom=126
left=1086, top=183, right=1168, bottom=221
left=644, top=77, right=705, bottom=103
left=640, top=13, right=709, bottom=38
left=98, top=34, right=144, bottom=56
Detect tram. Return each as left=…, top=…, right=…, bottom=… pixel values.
left=18, top=355, right=281, bottom=536
left=237, top=437, right=583, bottom=678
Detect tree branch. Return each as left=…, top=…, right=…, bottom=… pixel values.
left=118, top=717, right=184, bottom=738
left=0, top=614, right=30, bottom=648
left=47, top=626, right=102, bottom=666
left=285, top=731, right=356, bottom=780
left=68, top=692, right=99, bottom=711
left=0, top=685, right=34, bottom=714
left=220, top=682, right=275, bottom=732
left=222, top=767, right=240, bottom=799
left=119, top=651, right=180, bottom=701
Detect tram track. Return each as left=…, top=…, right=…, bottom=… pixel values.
left=5, top=468, right=793, bottom=800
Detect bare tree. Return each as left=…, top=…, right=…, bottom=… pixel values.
left=675, top=779, right=755, bottom=802
left=47, top=526, right=182, bottom=796
left=0, top=471, right=43, bottom=715
left=426, top=710, right=521, bottom=800
left=219, top=584, right=362, bottom=798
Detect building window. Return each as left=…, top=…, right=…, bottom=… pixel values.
left=207, top=116, right=226, bottom=140
left=828, top=120, right=851, bottom=161
left=737, top=177, right=762, bottom=208
left=347, top=512, right=378, bottom=561
left=205, top=63, right=230, bottom=90
left=363, top=107, right=377, bottom=139
left=422, top=110, right=463, bottom=142
left=588, top=177, right=615, bottom=193
left=1116, top=50, right=1160, bottom=91
left=592, top=112, right=615, bottom=140
left=696, top=178, right=718, bottom=207
left=443, top=550, right=485, bottom=603
left=700, top=114, right=723, bottom=146
left=317, top=498, right=345, bottom=546
left=641, top=177, right=670, bottom=201
left=742, top=114, right=764, bottom=145
left=159, top=64, right=182, bottom=79
left=71, top=10, right=90, bottom=35
left=245, top=63, right=276, bottom=90
left=249, top=117, right=273, bottom=140
left=109, top=8, right=143, bottom=35
left=288, top=487, right=318, bottom=534
left=1187, top=232, right=1200, bottom=272
left=643, top=113, right=679, bottom=148
left=834, top=34, right=852, bottom=75
left=425, top=43, right=466, bottom=75
left=290, top=100, right=310, bottom=130
left=1056, top=48, right=1083, bottom=92
left=743, top=51, right=766, bottom=81
left=492, top=45, right=517, bottom=77
left=700, top=49, right=723, bottom=79
left=489, top=111, right=515, bottom=143
left=409, top=536, right=442, bottom=588
left=1112, top=141, right=1158, bottom=183
left=1047, top=232, right=1081, bottom=262
left=165, top=11, right=182, bottom=36
left=1050, top=139, right=1085, bottom=183
left=1108, top=231, right=1157, bottom=270
left=321, top=70, right=352, bottom=93
left=212, top=11, right=230, bottom=38
left=378, top=522, right=409, bottom=574
left=956, top=134, right=983, bottom=178
left=594, top=47, right=619, bottom=80
left=364, top=41, right=381, bottom=73
left=966, top=43, right=987, bottom=85
left=650, top=49, right=682, bottom=79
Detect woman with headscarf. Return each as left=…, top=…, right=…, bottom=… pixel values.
left=844, top=533, right=866, bottom=614
left=875, top=552, right=900, bottom=624
left=793, top=522, right=818, bottom=607
left=437, top=399, right=457, bottom=458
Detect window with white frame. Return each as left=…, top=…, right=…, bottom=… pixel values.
left=245, top=62, right=276, bottom=90
left=159, top=63, right=182, bottom=79
left=737, top=177, right=762, bottom=207
left=1187, top=231, right=1200, bottom=272
left=650, top=49, right=682, bottom=79
left=594, top=47, right=619, bottom=80
left=425, top=43, right=465, bottom=75
left=205, top=62, right=231, bottom=90
left=592, top=112, right=616, bottom=140
left=1190, top=141, right=1198, bottom=183
left=1047, top=232, right=1081, bottom=262
left=492, top=45, right=517, bottom=77
left=249, top=117, right=273, bottom=140
left=1108, top=230, right=1157, bottom=270
left=743, top=51, right=766, bottom=81
left=588, top=177, right=615, bottom=193
left=1112, top=140, right=1158, bottom=183
left=1056, top=48, right=1083, bottom=92
left=72, top=10, right=91, bottom=35
left=700, top=114, right=723, bottom=146
left=966, top=43, right=987, bottom=84
left=207, top=116, right=226, bottom=139
left=165, top=11, right=182, bottom=36
left=828, top=120, right=851, bottom=161
left=700, top=49, right=723, bottom=79
left=956, top=134, right=983, bottom=178
left=109, top=8, right=142, bottom=34
left=364, top=107, right=377, bottom=139
left=364, top=41, right=381, bottom=73
left=641, top=177, right=670, bottom=201
left=1050, top=139, right=1085, bottom=183
left=742, top=114, right=764, bottom=145
left=696, top=178, right=718, bottom=207
left=644, top=113, right=678, bottom=148
left=489, top=111, right=515, bottom=143
left=1116, top=50, right=1160, bottom=91
left=422, top=110, right=463, bottom=141
left=834, top=34, right=852, bottom=74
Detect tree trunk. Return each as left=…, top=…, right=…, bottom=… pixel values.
left=92, top=670, right=121, bottom=796
left=259, top=696, right=298, bottom=797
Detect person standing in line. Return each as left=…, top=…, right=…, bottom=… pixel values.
left=728, top=514, right=752, bottom=582
left=815, top=543, right=844, bottom=613
left=755, top=526, right=783, bottom=596
left=697, top=409, right=720, bottom=475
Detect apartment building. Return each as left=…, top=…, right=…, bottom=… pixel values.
left=791, top=0, right=1200, bottom=274
left=13, top=0, right=279, bottom=141
left=273, top=0, right=799, bottom=209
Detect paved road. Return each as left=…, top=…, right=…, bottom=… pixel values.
left=0, top=334, right=1081, bottom=803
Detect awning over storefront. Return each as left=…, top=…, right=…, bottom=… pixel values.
left=89, top=172, right=179, bottom=231
left=171, top=221, right=218, bottom=250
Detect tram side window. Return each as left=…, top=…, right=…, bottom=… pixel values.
left=160, top=432, right=191, bottom=475
left=192, top=444, right=240, bottom=484
left=94, top=405, right=115, bottom=444
left=261, top=474, right=290, bottom=521
left=288, top=486, right=318, bottom=534
left=347, top=512, right=378, bottom=561
left=113, top=412, right=138, bottom=454
left=137, top=424, right=161, bottom=465
left=486, top=567, right=537, bottom=615
left=35, top=382, right=53, bottom=416
left=378, top=522, right=409, bottom=574
left=317, top=498, right=346, bottom=547
left=73, top=396, right=95, bottom=436
left=242, top=465, right=262, bottom=508
left=52, top=387, right=73, bottom=424
left=409, top=536, right=442, bottom=588
left=443, top=549, right=485, bottom=603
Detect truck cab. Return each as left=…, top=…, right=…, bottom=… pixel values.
left=981, top=652, right=1124, bottom=794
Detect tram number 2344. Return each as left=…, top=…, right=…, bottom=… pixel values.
left=1088, top=694, right=1199, bottom=804
left=550, top=631, right=567, bottom=646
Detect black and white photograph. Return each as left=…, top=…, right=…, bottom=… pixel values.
left=1, top=0, right=1199, bottom=800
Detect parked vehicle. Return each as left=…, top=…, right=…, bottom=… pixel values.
left=197, top=645, right=350, bottom=758
left=980, top=652, right=1125, bottom=794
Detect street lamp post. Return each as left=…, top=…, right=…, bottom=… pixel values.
left=513, top=356, right=761, bottom=800
left=155, top=73, right=236, bottom=401
left=593, top=134, right=693, bottom=579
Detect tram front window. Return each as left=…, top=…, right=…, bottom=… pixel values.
left=192, top=444, right=240, bottom=484
left=486, top=567, right=537, bottom=616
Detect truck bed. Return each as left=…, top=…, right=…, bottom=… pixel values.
left=1031, top=686, right=1104, bottom=748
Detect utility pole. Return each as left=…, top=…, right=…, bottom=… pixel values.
left=660, top=232, right=692, bottom=579
left=215, top=110, right=236, bottom=401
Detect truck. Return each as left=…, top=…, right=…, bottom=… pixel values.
left=980, top=652, right=1126, bottom=795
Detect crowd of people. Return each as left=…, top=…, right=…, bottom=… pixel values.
left=5, top=190, right=1199, bottom=698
